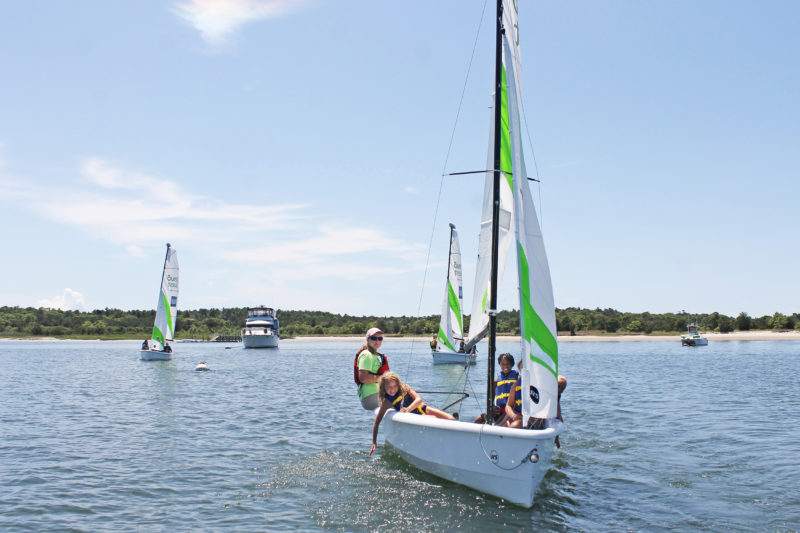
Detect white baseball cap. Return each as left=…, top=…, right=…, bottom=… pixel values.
left=366, top=327, right=383, bottom=338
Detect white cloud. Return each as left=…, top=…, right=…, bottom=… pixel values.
left=4, top=157, right=427, bottom=287
left=38, top=288, right=86, bottom=311
left=173, top=0, right=307, bottom=46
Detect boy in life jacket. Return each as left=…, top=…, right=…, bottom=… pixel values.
left=369, top=371, right=455, bottom=455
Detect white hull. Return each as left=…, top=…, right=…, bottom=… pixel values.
left=380, top=410, right=562, bottom=507
left=140, top=349, right=171, bottom=361
left=242, top=333, right=279, bottom=348
left=431, top=351, right=477, bottom=365
left=682, top=337, right=708, bottom=346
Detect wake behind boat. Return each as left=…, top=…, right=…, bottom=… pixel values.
left=378, top=0, right=561, bottom=508
left=241, top=306, right=280, bottom=348
left=141, top=243, right=179, bottom=361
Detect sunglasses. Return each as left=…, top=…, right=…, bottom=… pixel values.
left=369, top=336, right=383, bottom=341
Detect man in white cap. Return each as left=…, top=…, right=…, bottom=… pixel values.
left=357, top=327, right=388, bottom=410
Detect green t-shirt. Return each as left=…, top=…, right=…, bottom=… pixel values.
left=357, top=349, right=380, bottom=400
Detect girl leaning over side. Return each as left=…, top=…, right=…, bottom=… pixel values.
left=369, top=372, right=454, bottom=455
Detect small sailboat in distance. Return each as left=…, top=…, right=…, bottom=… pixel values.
left=141, top=243, right=179, bottom=361
left=432, top=223, right=476, bottom=365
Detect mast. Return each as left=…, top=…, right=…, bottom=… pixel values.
left=153, top=243, right=171, bottom=342
left=486, top=0, right=504, bottom=423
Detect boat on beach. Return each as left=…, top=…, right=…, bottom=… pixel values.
left=432, top=223, right=477, bottom=366
left=378, top=0, right=562, bottom=508
left=241, top=306, right=280, bottom=348
left=141, top=243, right=179, bottom=361
left=681, top=323, right=708, bottom=346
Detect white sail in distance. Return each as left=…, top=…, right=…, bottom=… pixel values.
left=152, top=243, right=179, bottom=346
left=503, top=0, right=559, bottom=421
left=436, top=224, right=464, bottom=353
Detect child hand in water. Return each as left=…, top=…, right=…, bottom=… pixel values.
left=369, top=371, right=455, bottom=455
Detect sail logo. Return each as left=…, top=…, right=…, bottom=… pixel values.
left=170, top=296, right=177, bottom=306
left=529, top=385, right=539, bottom=404
left=167, top=274, right=178, bottom=289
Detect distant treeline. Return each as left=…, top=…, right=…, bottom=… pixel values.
left=1, top=306, right=798, bottom=339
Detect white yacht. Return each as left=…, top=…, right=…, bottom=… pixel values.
left=681, top=323, right=708, bottom=346
left=241, top=306, right=280, bottom=348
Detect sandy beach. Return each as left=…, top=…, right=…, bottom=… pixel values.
left=3, top=331, right=799, bottom=343
left=283, top=330, right=800, bottom=342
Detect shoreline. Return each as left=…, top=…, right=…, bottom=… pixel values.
left=2, top=331, right=799, bottom=343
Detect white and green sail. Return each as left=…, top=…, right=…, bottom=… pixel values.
left=435, top=224, right=464, bottom=353
left=465, top=61, right=516, bottom=350
left=502, top=0, right=559, bottom=421
left=151, top=243, right=179, bottom=347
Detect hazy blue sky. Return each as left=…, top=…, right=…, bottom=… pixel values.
left=1, top=0, right=797, bottom=318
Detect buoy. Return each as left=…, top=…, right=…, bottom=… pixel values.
left=195, top=361, right=210, bottom=371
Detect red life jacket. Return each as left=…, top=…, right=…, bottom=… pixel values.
left=353, top=350, right=389, bottom=385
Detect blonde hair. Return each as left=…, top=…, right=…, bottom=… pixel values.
left=377, top=371, right=407, bottom=403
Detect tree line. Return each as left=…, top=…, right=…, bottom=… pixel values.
left=0, top=305, right=798, bottom=339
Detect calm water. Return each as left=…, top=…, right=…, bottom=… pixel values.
left=1, top=339, right=798, bottom=532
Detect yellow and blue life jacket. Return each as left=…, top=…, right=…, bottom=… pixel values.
left=385, top=390, right=427, bottom=414
left=495, top=369, right=519, bottom=408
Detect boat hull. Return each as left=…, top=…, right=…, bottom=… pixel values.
left=681, top=337, right=708, bottom=346
left=431, top=351, right=477, bottom=365
left=380, top=410, right=561, bottom=507
left=140, top=349, right=171, bottom=361
left=242, top=333, right=279, bottom=348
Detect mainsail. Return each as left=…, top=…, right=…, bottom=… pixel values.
left=465, top=56, right=515, bottom=350
left=152, top=243, right=179, bottom=346
left=502, top=2, right=559, bottom=421
left=435, top=224, right=464, bottom=353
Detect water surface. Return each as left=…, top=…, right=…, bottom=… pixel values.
left=1, top=339, right=798, bottom=531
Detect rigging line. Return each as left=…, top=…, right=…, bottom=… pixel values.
left=519, top=87, right=546, bottom=230
left=406, top=0, right=489, bottom=381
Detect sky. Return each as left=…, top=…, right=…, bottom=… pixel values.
left=1, top=0, right=798, bottom=319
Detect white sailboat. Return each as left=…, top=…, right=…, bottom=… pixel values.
left=432, top=224, right=476, bottom=365
left=378, top=0, right=562, bottom=507
left=140, top=243, right=179, bottom=361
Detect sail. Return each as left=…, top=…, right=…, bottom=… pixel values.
left=503, top=0, right=559, bottom=421
left=436, top=225, right=464, bottom=353
left=465, top=64, right=515, bottom=349
left=152, top=244, right=179, bottom=345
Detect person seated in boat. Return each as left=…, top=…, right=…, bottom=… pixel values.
left=458, top=340, right=466, bottom=353
left=504, top=361, right=524, bottom=428
left=474, top=352, right=519, bottom=425
left=370, top=371, right=455, bottom=455
left=141, top=339, right=148, bottom=350
left=526, top=374, right=567, bottom=448
left=356, top=327, right=389, bottom=410
left=164, top=343, right=172, bottom=353
left=430, top=335, right=437, bottom=350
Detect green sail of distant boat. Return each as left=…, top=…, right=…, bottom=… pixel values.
left=435, top=224, right=464, bottom=353
left=151, top=243, right=179, bottom=347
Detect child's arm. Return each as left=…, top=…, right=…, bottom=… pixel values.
left=370, top=402, right=390, bottom=455
left=505, top=385, right=518, bottom=420
left=400, top=387, right=423, bottom=413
